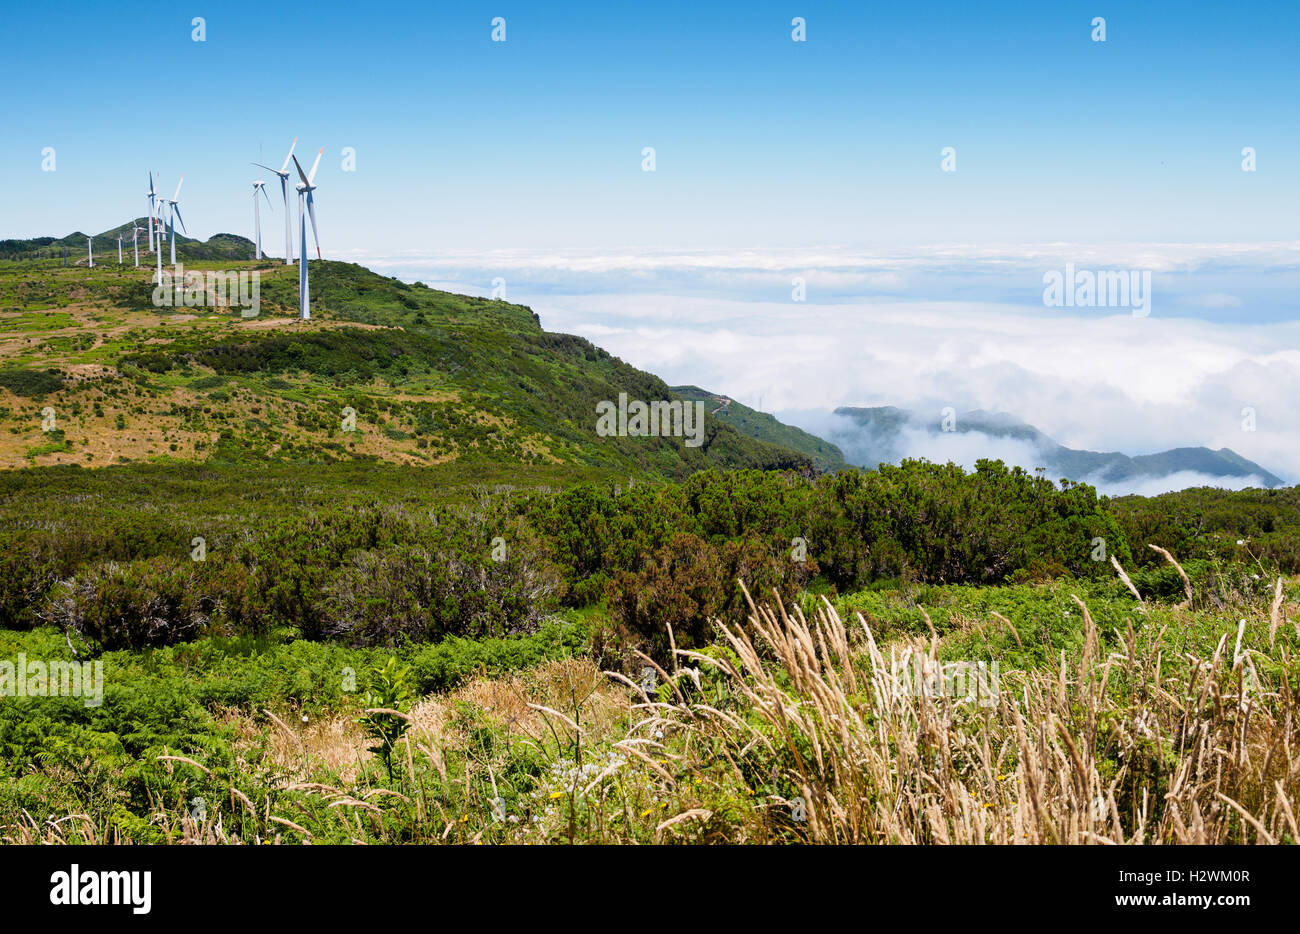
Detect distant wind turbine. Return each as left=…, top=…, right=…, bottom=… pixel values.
left=146, top=173, right=160, bottom=252
left=253, top=138, right=297, bottom=265
left=252, top=162, right=273, bottom=260
left=152, top=174, right=167, bottom=254
left=131, top=221, right=146, bottom=267
left=292, top=148, right=323, bottom=320
left=165, top=176, right=185, bottom=265
left=87, top=237, right=94, bottom=268
left=117, top=231, right=124, bottom=264
left=155, top=217, right=164, bottom=284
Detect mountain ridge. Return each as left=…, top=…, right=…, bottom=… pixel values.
left=832, top=405, right=1284, bottom=488
left=0, top=226, right=260, bottom=263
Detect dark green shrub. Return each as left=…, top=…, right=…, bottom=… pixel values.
left=0, top=368, right=63, bottom=397
left=41, top=557, right=214, bottom=652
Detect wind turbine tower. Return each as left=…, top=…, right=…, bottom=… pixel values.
left=165, top=177, right=186, bottom=265
left=132, top=221, right=146, bottom=267
left=146, top=173, right=159, bottom=252
left=254, top=138, right=298, bottom=265
left=292, top=148, right=323, bottom=320
left=252, top=170, right=272, bottom=260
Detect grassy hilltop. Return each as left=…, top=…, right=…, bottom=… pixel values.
left=0, top=248, right=810, bottom=477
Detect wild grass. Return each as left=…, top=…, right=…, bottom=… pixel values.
left=3, top=554, right=1294, bottom=845
left=655, top=586, right=1298, bottom=844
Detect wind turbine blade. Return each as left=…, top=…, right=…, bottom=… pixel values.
left=308, top=148, right=323, bottom=185
left=173, top=176, right=184, bottom=200
left=291, top=154, right=310, bottom=187
left=173, top=205, right=187, bottom=235
left=261, top=185, right=274, bottom=208
left=306, top=191, right=320, bottom=259
left=253, top=162, right=282, bottom=175
left=280, top=137, right=298, bottom=173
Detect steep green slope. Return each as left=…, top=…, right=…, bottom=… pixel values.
left=0, top=251, right=812, bottom=479
left=672, top=385, right=847, bottom=473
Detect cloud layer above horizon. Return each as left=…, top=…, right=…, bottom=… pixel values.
left=354, top=243, right=1300, bottom=492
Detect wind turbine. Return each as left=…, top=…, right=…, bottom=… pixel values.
left=151, top=175, right=166, bottom=253
left=292, top=148, right=322, bottom=320
left=117, top=231, right=124, bottom=264
left=87, top=237, right=94, bottom=268
left=131, top=220, right=146, bottom=267
left=253, top=138, right=297, bottom=265
left=252, top=166, right=272, bottom=260
left=146, top=173, right=159, bottom=252
left=165, top=176, right=185, bottom=265
left=155, top=214, right=164, bottom=284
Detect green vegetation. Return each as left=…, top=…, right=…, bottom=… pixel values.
left=673, top=384, right=848, bottom=472
left=2, top=568, right=1294, bottom=844
left=0, top=253, right=810, bottom=476
left=0, top=367, right=63, bottom=398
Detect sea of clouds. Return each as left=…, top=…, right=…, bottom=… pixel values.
left=347, top=243, right=1300, bottom=494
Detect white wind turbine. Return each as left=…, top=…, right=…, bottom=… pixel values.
left=151, top=174, right=166, bottom=254
left=164, top=176, right=186, bottom=265
left=155, top=205, right=164, bottom=284
left=292, top=148, right=323, bottom=320
left=251, top=160, right=273, bottom=260
left=87, top=237, right=94, bottom=268
left=253, top=138, right=297, bottom=265
left=146, top=172, right=159, bottom=252
left=131, top=220, right=146, bottom=267
left=117, top=230, right=124, bottom=264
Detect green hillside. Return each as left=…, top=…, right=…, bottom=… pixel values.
left=0, top=243, right=811, bottom=478
left=673, top=384, right=847, bottom=472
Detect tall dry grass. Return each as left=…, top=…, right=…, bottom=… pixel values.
left=638, top=582, right=1299, bottom=844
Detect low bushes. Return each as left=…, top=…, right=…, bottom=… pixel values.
left=41, top=557, right=213, bottom=653
left=606, top=531, right=816, bottom=661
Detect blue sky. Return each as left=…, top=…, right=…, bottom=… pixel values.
left=2, top=0, right=1297, bottom=249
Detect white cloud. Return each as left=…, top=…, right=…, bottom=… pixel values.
left=358, top=244, right=1300, bottom=489
left=529, top=293, right=1300, bottom=486
left=1084, top=472, right=1270, bottom=498
left=347, top=242, right=1300, bottom=276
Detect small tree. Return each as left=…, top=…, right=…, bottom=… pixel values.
left=357, top=657, right=412, bottom=782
